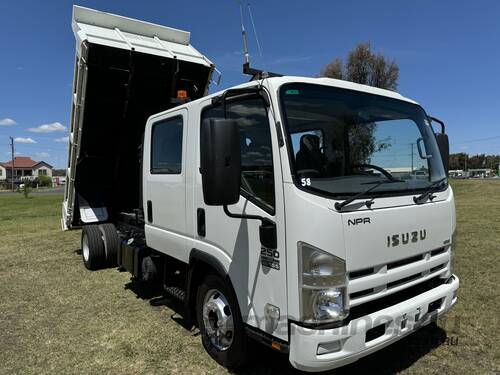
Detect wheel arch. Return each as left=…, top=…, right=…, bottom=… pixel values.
left=187, top=248, right=238, bottom=324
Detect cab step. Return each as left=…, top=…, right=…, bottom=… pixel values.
left=164, top=286, right=186, bottom=301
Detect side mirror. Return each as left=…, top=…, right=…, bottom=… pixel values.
left=435, top=133, right=449, bottom=175
left=429, top=117, right=449, bottom=176
left=200, top=118, right=241, bottom=205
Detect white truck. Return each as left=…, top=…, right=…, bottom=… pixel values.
left=63, top=6, right=459, bottom=372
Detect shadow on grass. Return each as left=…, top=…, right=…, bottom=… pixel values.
left=236, top=323, right=448, bottom=375
left=73, top=248, right=193, bottom=332
left=124, top=278, right=164, bottom=300
left=124, top=278, right=194, bottom=331
left=70, top=240, right=451, bottom=375
left=121, top=276, right=449, bottom=374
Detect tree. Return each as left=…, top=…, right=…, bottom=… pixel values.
left=449, top=153, right=500, bottom=173
left=320, top=58, right=343, bottom=81
left=320, top=42, right=400, bottom=91
left=36, top=175, right=52, bottom=187
left=449, top=152, right=468, bottom=170
left=319, top=43, right=400, bottom=166
left=18, top=181, right=32, bottom=198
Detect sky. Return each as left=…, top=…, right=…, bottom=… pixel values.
left=0, top=0, right=499, bottom=168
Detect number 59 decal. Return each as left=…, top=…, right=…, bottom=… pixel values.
left=301, top=178, right=311, bottom=186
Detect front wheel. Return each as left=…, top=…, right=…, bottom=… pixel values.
left=196, top=274, right=248, bottom=370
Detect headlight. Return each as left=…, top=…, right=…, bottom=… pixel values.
left=298, top=242, right=348, bottom=324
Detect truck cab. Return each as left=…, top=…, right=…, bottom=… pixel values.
left=63, top=6, right=458, bottom=372
left=140, top=77, right=458, bottom=371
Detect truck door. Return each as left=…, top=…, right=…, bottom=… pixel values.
left=144, top=109, right=188, bottom=262
left=193, top=97, right=288, bottom=341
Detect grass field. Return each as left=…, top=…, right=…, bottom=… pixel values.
left=0, top=180, right=498, bottom=374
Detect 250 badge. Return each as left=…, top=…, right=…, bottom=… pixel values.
left=261, top=247, right=280, bottom=270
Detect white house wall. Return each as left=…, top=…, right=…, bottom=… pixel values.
left=33, top=166, right=53, bottom=178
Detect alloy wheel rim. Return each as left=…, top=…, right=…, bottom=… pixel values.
left=82, top=234, right=90, bottom=262
left=202, top=288, right=234, bottom=351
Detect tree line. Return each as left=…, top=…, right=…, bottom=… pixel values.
left=449, top=153, right=500, bottom=171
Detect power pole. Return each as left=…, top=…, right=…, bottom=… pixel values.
left=9, top=136, right=15, bottom=191
left=410, top=143, right=414, bottom=174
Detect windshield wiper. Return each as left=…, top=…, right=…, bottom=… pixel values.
left=413, top=177, right=448, bottom=204
left=334, top=179, right=403, bottom=211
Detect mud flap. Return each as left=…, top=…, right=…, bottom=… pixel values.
left=78, top=194, right=108, bottom=223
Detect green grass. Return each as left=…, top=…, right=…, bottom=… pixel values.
left=0, top=180, right=498, bottom=374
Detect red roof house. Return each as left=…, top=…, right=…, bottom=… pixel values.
left=0, top=156, right=53, bottom=181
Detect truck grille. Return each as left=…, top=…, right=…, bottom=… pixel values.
left=348, top=246, right=450, bottom=307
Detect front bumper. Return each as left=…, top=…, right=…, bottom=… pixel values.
left=289, top=275, right=459, bottom=372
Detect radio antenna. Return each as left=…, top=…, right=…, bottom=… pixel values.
left=247, top=3, right=262, bottom=58
left=239, top=2, right=250, bottom=65
left=238, top=1, right=282, bottom=80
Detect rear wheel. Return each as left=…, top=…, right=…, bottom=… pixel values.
left=98, top=223, right=120, bottom=266
left=81, top=225, right=105, bottom=270
left=196, top=273, right=247, bottom=370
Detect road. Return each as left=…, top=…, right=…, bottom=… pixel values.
left=0, top=187, right=64, bottom=196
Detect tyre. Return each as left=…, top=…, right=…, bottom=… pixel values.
left=141, top=255, right=158, bottom=282
left=81, top=225, right=105, bottom=270
left=196, top=273, right=248, bottom=370
left=98, top=223, right=120, bottom=266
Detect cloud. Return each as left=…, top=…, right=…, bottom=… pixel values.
left=28, top=122, right=66, bottom=133
left=14, top=137, right=37, bottom=144
left=35, top=152, right=50, bottom=158
left=54, top=136, right=69, bottom=143
left=0, top=118, right=16, bottom=126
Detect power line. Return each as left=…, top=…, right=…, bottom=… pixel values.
left=454, top=135, right=500, bottom=145
left=410, top=143, right=414, bottom=172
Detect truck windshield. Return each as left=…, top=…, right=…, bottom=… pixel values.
left=279, top=83, right=447, bottom=197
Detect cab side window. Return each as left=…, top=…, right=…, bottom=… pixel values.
left=151, top=116, right=183, bottom=174
left=202, top=98, right=275, bottom=213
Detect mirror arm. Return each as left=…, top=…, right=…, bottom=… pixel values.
left=223, top=204, right=274, bottom=226
left=429, top=116, right=445, bottom=134
left=416, top=137, right=432, bottom=159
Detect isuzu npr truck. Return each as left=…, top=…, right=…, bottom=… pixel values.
left=63, top=6, right=459, bottom=371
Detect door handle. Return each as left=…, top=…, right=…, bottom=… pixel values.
left=197, top=208, right=206, bottom=237
left=147, top=200, right=153, bottom=223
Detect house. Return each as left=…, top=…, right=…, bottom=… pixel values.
left=0, top=164, right=6, bottom=181
left=468, top=168, right=495, bottom=178
left=0, top=156, right=53, bottom=181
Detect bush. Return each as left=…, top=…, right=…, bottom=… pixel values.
left=37, top=175, right=52, bottom=187
left=18, top=182, right=32, bottom=198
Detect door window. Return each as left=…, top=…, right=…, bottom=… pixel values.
left=151, top=116, right=183, bottom=174
left=202, top=98, right=275, bottom=213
